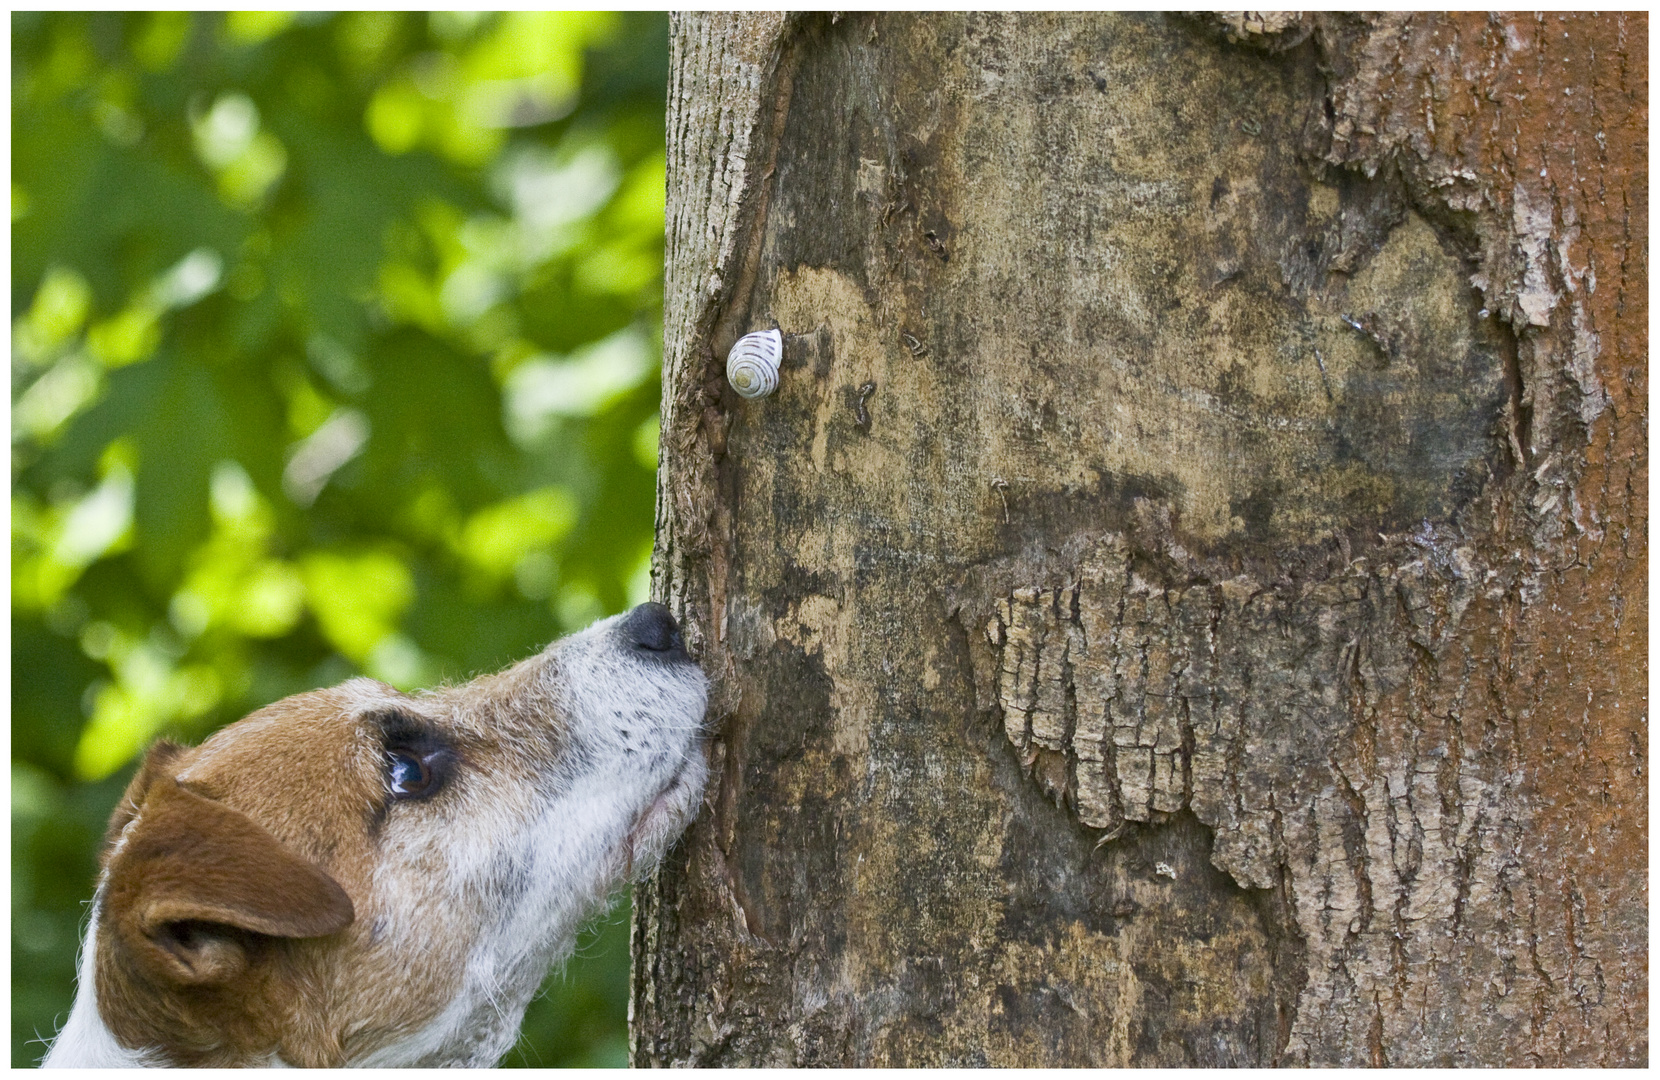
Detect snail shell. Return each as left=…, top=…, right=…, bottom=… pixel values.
left=726, top=329, right=783, bottom=399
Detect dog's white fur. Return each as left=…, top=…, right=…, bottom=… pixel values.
left=49, top=916, right=162, bottom=1068
left=42, top=605, right=707, bottom=1068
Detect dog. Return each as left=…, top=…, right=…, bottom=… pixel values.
left=41, top=602, right=708, bottom=1068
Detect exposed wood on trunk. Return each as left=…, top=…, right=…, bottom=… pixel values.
left=636, top=12, right=1645, bottom=1067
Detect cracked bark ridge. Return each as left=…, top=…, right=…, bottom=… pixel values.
left=976, top=532, right=1498, bottom=874
left=637, top=12, right=1645, bottom=1067
left=963, top=522, right=1597, bottom=1063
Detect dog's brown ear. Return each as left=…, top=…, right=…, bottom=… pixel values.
left=102, top=776, right=354, bottom=986
left=101, top=739, right=187, bottom=866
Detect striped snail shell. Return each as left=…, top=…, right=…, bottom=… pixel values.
left=726, top=329, right=783, bottom=399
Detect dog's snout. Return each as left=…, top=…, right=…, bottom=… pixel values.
left=621, top=602, right=684, bottom=655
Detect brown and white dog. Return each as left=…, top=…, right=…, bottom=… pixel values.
left=42, top=602, right=708, bottom=1068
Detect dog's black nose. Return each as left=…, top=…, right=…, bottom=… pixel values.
left=621, top=602, right=684, bottom=654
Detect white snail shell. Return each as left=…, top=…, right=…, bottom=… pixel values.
left=726, top=329, right=783, bottom=399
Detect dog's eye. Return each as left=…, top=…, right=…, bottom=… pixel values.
left=387, top=752, right=434, bottom=798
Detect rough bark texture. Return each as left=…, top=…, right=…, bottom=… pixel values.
left=634, top=12, right=1646, bottom=1067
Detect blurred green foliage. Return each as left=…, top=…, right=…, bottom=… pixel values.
left=12, top=11, right=669, bottom=1067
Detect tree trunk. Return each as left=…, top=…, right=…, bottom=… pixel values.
left=635, top=12, right=1645, bottom=1067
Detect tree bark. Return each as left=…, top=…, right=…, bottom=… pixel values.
left=635, top=12, right=1645, bottom=1067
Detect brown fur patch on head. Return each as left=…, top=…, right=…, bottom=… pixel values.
left=92, top=682, right=494, bottom=1066
left=93, top=686, right=396, bottom=1066
left=98, top=753, right=355, bottom=1064
left=101, top=739, right=184, bottom=867
left=175, top=681, right=396, bottom=869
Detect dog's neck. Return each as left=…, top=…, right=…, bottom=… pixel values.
left=43, top=902, right=164, bottom=1068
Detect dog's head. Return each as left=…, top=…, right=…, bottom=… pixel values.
left=86, top=603, right=707, bottom=1067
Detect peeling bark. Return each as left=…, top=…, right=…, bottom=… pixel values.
left=635, top=13, right=1645, bottom=1067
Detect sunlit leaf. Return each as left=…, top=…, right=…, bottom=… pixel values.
left=366, top=77, right=424, bottom=155
left=71, top=625, right=223, bottom=780
left=131, top=11, right=193, bottom=72
left=194, top=93, right=261, bottom=168
left=336, top=11, right=402, bottom=75
left=223, top=11, right=294, bottom=46
left=505, top=325, right=655, bottom=440
left=19, top=265, right=91, bottom=357
left=365, top=632, right=435, bottom=690
left=460, top=486, right=578, bottom=580
left=54, top=464, right=134, bottom=568
left=575, top=241, right=659, bottom=296
left=151, top=249, right=224, bottom=309
left=217, top=131, right=288, bottom=208
left=13, top=354, right=101, bottom=443
left=161, top=462, right=308, bottom=643
left=632, top=413, right=659, bottom=471
left=299, top=548, right=415, bottom=662
left=283, top=407, right=369, bottom=505
left=610, top=151, right=667, bottom=233
left=85, top=305, right=162, bottom=367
